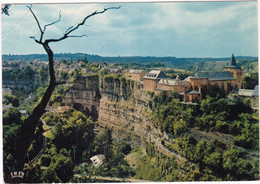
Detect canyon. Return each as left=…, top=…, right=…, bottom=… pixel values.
left=63, top=74, right=176, bottom=154
left=61, top=74, right=259, bottom=176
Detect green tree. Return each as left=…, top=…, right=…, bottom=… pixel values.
left=173, top=119, right=188, bottom=136
left=19, top=65, right=35, bottom=81
left=3, top=95, right=20, bottom=107
left=207, top=84, right=225, bottom=99
left=40, top=154, right=51, bottom=167
left=243, top=72, right=258, bottom=89
left=222, top=148, right=240, bottom=174
left=222, top=147, right=255, bottom=180
left=203, top=152, right=222, bottom=169
left=41, top=168, right=62, bottom=183
left=3, top=107, right=22, bottom=125
left=39, top=66, right=49, bottom=82
left=59, top=70, right=68, bottom=81
left=94, top=128, right=113, bottom=160
left=51, top=148, right=74, bottom=182
left=51, top=110, right=95, bottom=163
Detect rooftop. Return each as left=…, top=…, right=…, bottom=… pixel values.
left=143, top=70, right=167, bottom=80
left=3, top=88, right=12, bottom=92
left=128, top=69, right=145, bottom=74
left=188, top=90, right=200, bottom=94
left=224, top=54, right=242, bottom=71
left=238, top=89, right=254, bottom=97
left=184, top=76, right=193, bottom=82
left=238, top=85, right=259, bottom=97
left=158, top=78, right=188, bottom=86
left=193, top=71, right=235, bottom=81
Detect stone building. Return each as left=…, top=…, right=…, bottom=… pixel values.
left=90, top=154, right=106, bottom=168
left=110, top=67, right=123, bottom=74
left=238, top=85, right=259, bottom=111
left=3, top=88, right=12, bottom=96
left=143, top=70, right=168, bottom=91
left=223, top=54, right=243, bottom=89
left=141, top=55, right=244, bottom=104
left=156, top=75, right=191, bottom=95
left=184, top=54, right=243, bottom=103
left=128, top=70, right=146, bottom=81
left=184, top=89, right=201, bottom=103
left=251, top=85, right=259, bottom=111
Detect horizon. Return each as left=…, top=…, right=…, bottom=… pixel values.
left=2, top=52, right=258, bottom=59
left=1, top=2, right=258, bottom=58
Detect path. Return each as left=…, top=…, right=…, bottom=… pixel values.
left=27, top=119, right=53, bottom=167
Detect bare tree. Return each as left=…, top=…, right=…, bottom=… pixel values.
left=8, top=5, right=120, bottom=182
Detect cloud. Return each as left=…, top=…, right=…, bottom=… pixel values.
left=1, top=2, right=258, bottom=57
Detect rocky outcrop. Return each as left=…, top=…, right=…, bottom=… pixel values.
left=63, top=75, right=101, bottom=120
left=98, top=76, right=153, bottom=147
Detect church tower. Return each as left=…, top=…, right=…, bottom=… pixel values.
left=223, top=54, right=243, bottom=89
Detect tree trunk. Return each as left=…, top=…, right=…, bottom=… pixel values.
left=10, top=43, right=56, bottom=182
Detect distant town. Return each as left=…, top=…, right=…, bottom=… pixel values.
left=3, top=54, right=258, bottom=113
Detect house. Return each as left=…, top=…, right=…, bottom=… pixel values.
left=156, top=75, right=190, bottom=94
left=32, top=60, right=48, bottom=68
left=143, top=70, right=168, bottom=91
left=60, top=63, right=70, bottom=72
left=238, top=89, right=254, bottom=97
left=110, top=67, right=123, bottom=74
left=77, top=60, right=85, bottom=66
left=184, top=89, right=201, bottom=103
left=3, top=88, right=12, bottom=96
left=90, top=154, right=106, bottom=168
left=19, top=110, right=27, bottom=116
left=238, top=85, right=259, bottom=111
left=24, top=93, right=36, bottom=103
left=128, top=70, right=146, bottom=81
left=251, top=85, right=259, bottom=111
left=46, top=106, right=70, bottom=114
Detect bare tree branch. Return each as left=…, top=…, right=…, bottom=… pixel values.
left=29, top=36, right=36, bottom=40
left=67, top=34, right=88, bottom=38
left=27, top=5, right=43, bottom=43
left=29, top=36, right=41, bottom=44
left=45, top=6, right=121, bottom=44
left=43, top=11, right=61, bottom=33
left=64, top=26, right=74, bottom=34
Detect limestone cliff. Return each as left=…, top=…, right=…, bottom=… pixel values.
left=98, top=76, right=153, bottom=147
left=63, top=75, right=101, bottom=120
left=63, top=75, right=181, bottom=156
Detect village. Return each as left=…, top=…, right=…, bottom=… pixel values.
left=125, top=54, right=258, bottom=110
left=3, top=54, right=259, bottom=115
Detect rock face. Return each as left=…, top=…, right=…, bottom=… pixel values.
left=63, top=75, right=172, bottom=150
left=3, top=80, right=34, bottom=90
left=63, top=75, right=101, bottom=120
left=98, top=76, right=153, bottom=147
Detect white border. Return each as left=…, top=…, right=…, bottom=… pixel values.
left=0, top=0, right=259, bottom=183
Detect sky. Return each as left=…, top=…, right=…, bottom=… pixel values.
left=1, top=1, right=258, bottom=58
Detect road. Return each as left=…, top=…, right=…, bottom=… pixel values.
left=27, top=119, right=53, bottom=167
left=74, top=174, right=152, bottom=182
